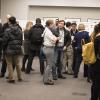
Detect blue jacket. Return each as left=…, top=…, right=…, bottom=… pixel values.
left=74, top=31, right=90, bottom=51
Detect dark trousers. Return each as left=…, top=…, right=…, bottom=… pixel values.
left=84, top=64, right=91, bottom=80
left=72, top=48, right=76, bottom=71
left=84, top=64, right=88, bottom=77
left=26, top=50, right=41, bottom=73
left=91, top=60, right=100, bottom=100
left=1, top=57, right=7, bottom=76
left=22, top=55, right=29, bottom=71
left=91, top=78, right=100, bottom=100
left=52, top=47, right=63, bottom=77
left=74, top=49, right=82, bottom=77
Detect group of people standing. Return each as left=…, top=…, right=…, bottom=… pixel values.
left=0, top=15, right=100, bottom=100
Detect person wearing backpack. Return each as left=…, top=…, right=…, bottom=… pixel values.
left=2, top=16, right=23, bottom=83
left=90, top=23, right=100, bottom=100
left=25, top=18, right=44, bottom=74
left=73, top=24, right=90, bottom=78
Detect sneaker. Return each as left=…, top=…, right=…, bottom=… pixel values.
left=44, top=80, right=54, bottom=85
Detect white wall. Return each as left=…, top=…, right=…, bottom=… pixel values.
left=1, top=0, right=100, bottom=23
left=28, top=0, right=100, bottom=7
left=28, top=6, right=100, bottom=22
left=1, top=0, right=28, bottom=23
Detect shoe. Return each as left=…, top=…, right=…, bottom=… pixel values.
left=73, top=75, right=78, bottom=78
left=53, top=77, right=58, bottom=80
left=18, top=79, right=23, bottom=82
left=21, top=68, right=25, bottom=72
left=58, top=75, right=66, bottom=79
left=44, top=80, right=54, bottom=85
left=6, top=76, right=9, bottom=79
left=30, top=68, right=35, bottom=71
left=25, top=70, right=30, bottom=74
left=62, top=71, right=68, bottom=74
left=87, top=79, right=91, bottom=83
left=44, top=82, right=54, bottom=85
left=7, top=80, right=15, bottom=83
left=0, top=74, right=4, bottom=78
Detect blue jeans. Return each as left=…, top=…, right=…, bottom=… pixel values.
left=52, top=46, right=64, bottom=78
left=40, top=47, right=46, bottom=75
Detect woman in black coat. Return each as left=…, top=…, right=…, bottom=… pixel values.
left=91, top=23, right=100, bottom=100
left=21, top=21, right=33, bottom=72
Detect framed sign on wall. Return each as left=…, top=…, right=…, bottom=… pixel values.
left=65, top=18, right=81, bottom=24
left=87, top=18, right=100, bottom=24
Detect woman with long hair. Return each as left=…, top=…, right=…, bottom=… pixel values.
left=21, top=21, right=33, bottom=72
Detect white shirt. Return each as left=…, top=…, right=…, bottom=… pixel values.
left=57, top=29, right=64, bottom=47
left=43, top=27, right=56, bottom=47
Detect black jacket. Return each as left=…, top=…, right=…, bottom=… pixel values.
left=28, top=24, right=44, bottom=51
left=0, top=23, right=3, bottom=58
left=53, top=27, right=71, bottom=47
left=3, top=24, right=23, bottom=55
left=3, top=23, right=9, bottom=32
left=0, top=23, right=3, bottom=44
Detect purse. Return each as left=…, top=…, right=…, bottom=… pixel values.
left=82, top=38, right=96, bottom=64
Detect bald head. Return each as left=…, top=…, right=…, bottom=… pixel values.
left=6, top=14, right=11, bottom=22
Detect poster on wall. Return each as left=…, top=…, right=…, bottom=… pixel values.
left=80, top=22, right=92, bottom=35
left=17, top=20, right=28, bottom=31
left=87, top=19, right=100, bottom=24
left=87, top=19, right=100, bottom=34
left=65, top=18, right=81, bottom=24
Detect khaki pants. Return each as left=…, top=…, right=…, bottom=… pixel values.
left=5, top=55, right=22, bottom=80
left=63, top=45, right=73, bottom=74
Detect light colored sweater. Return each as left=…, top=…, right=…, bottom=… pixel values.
left=43, top=27, right=57, bottom=47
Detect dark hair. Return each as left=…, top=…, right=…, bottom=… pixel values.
left=36, top=18, right=41, bottom=24
left=46, top=19, right=54, bottom=27
left=94, top=22, right=100, bottom=36
left=58, top=20, right=65, bottom=25
left=71, top=22, right=77, bottom=26
left=9, top=16, right=16, bottom=24
left=66, top=22, right=72, bottom=27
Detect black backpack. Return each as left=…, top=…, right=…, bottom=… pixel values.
left=30, top=25, right=44, bottom=45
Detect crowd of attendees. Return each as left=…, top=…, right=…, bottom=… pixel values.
left=0, top=15, right=100, bottom=100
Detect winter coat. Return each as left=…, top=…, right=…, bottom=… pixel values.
left=3, top=24, right=23, bottom=55
left=28, top=24, right=44, bottom=51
